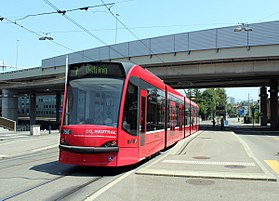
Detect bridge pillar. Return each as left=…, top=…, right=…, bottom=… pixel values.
left=55, top=92, right=62, bottom=125
left=269, top=80, right=278, bottom=129
left=29, top=93, right=36, bottom=126
left=259, top=86, right=268, bottom=126
left=1, top=89, right=18, bottom=121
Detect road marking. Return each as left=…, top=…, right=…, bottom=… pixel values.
left=265, top=160, right=279, bottom=174
left=162, top=159, right=255, bottom=166
left=0, top=136, right=27, bottom=140
left=0, top=155, right=7, bottom=158
left=31, top=144, right=58, bottom=152
left=272, top=137, right=279, bottom=141
left=84, top=169, right=135, bottom=200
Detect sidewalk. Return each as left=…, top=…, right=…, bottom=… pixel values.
left=136, top=130, right=277, bottom=181
left=0, top=130, right=60, bottom=159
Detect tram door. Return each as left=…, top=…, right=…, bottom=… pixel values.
left=139, top=89, right=147, bottom=159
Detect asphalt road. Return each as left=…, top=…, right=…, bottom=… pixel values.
left=235, top=130, right=279, bottom=178
left=0, top=120, right=278, bottom=201
left=0, top=146, right=136, bottom=201
left=93, top=124, right=279, bottom=201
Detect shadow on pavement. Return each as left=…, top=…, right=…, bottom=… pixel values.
left=30, top=157, right=151, bottom=177
left=233, top=129, right=279, bottom=136
left=31, top=161, right=77, bottom=176
left=200, top=125, right=227, bottom=131
left=200, top=124, right=279, bottom=136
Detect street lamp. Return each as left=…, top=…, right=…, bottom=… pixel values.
left=234, top=23, right=253, bottom=32
left=39, top=33, right=54, bottom=41
left=234, top=23, right=253, bottom=49
left=39, top=36, right=54, bottom=40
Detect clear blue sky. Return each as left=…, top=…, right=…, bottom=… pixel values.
left=225, top=87, right=259, bottom=102
left=1, top=0, right=278, bottom=100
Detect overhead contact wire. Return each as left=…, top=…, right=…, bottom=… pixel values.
left=43, top=0, right=133, bottom=62
left=100, top=0, right=165, bottom=63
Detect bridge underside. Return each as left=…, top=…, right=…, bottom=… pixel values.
left=1, top=46, right=279, bottom=128
left=1, top=56, right=279, bottom=92
left=144, top=57, right=279, bottom=89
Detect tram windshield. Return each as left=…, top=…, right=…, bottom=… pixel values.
left=64, top=78, right=124, bottom=127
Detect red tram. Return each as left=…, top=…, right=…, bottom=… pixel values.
left=59, top=62, right=199, bottom=167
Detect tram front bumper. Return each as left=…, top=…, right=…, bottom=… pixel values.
left=59, top=144, right=119, bottom=154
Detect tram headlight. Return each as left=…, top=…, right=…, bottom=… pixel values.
left=110, top=140, right=117, bottom=146
left=102, top=140, right=118, bottom=147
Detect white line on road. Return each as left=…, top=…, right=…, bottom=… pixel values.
left=84, top=170, right=136, bottom=201
left=31, top=144, right=58, bottom=152
left=0, top=155, right=7, bottom=158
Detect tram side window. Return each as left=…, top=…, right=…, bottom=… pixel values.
left=192, top=108, right=197, bottom=125
left=122, top=82, right=138, bottom=136
left=175, top=103, right=180, bottom=127
left=167, top=100, right=170, bottom=129
left=185, top=105, right=190, bottom=126
left=197, top=107, right=200, bottom=124
left=191, top=108, right=195, bottom=126
left=178, top=105, right=183, bottom=131
left=146, top=88, right=165, bottom=131
left=168, top=95, right=182, bottom=130
left=184, top=105, right=188, bottom=126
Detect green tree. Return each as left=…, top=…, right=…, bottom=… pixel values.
left=183, top=88, right=228, bottom=120
left=202, top=88, right=216, bottom=119
left=227, top=103, right=237, bottom=117
left=215, top=88, right=227, bottom=107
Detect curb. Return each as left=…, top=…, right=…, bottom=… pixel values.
left=136, top=168, right=277, bottom=181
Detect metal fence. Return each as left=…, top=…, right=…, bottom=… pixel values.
left=42, top=20, right=279, bottom=68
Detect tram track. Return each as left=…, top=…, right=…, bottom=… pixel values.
left=0, top=146, right=114, bottom=201
left=0, top=148, right=57, bottom=162
left=0, top=166, right=108, bottom=201
left=0, top=167, right=79, bottom=201
left=0, top=155, right=133, bottom=201
left=2, top=157, right=131, bottom=197
left=53, top=176, right=103, bottom=201
left=0, top=150, right=58, bottom=170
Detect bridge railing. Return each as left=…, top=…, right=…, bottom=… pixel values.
left=0, top=116, right=16, bottom=131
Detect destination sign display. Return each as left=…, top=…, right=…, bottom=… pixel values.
left=69, top=62, right=125, bottom=79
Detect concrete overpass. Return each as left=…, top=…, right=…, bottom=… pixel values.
left=0, top=20, right=278, bottom=128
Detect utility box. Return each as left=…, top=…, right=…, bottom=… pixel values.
left=30, top=125, right=40, bottom=136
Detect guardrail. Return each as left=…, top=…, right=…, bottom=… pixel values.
left=0, top=117, right=16, bottom=131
